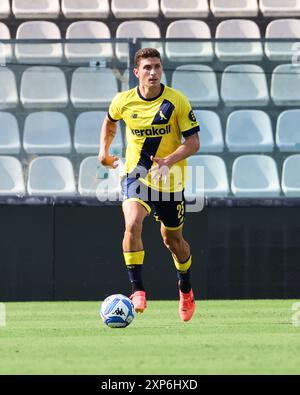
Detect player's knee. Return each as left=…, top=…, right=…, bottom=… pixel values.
left=125, top=220, right=143, bottom=238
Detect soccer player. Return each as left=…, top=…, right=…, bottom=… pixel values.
left=99, top=48, right=200, bottom=321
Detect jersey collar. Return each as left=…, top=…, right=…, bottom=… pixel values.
left=137, top=83, right=165, bottom=102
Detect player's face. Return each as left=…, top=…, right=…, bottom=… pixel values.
left=134, top=57, right=162, bottom=88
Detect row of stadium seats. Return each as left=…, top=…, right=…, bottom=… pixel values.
left=1, top=19, right=300, bottom=63
left=1, top=110, right=300, bottom=155
left=2, top=18, right=300, bottom=40
left=1, top=64, right=300, bottom=109
left=1, top=154, right=300, bottom=198
left=0, top=111, right=123, bottom=156
left=1, top=0, right=300, bottom=19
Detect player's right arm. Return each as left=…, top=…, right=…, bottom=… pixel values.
left=98, top=92, right=124, bottom=169
left=98, top=116, right=119, bottom=169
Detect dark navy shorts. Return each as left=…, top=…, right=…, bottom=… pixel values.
left=121, top=176, right=185, bottom=230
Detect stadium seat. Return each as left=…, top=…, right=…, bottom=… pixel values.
left=20, top=66, right=68, bottom=108
left=276, top=110, right=300, bottom=152
left=70, top=67, right=118, bottom=109
left=78, top=156, right=123, bottom=199
left=74, top=111, right=123, bottom=155
left=0, top=156, right=25, bottom=196
left=193, top=110, right=224, bottom=153
left=61, top=0, right=110, bottom=19
left=271, top=64, right=300, bottom=106
left=226, top=110, right=274, bottom=152
left=160, top=0, right=209, bottom=18
left=215, top=19, right=263, bottom=61
left=282, top=155, right=300, bottom=196
left=265, top=19, right=300, bottom=61
left=0, top=22, right=12, bottom=62
left=0, top=0, right=10, bottom=18
left=259, top=0, right=300, bottom=17
left=185, top=155, right=229, bottom=198
left=0, top=68, right=18, bottom=109
left=165, top=20, right=213, bottom=62
left=111, top=0, right=159, bottom=18
left=12, top=0, right=60, bottom=19
left=231, top=155, right=281, bottom=197
left=221, top=64, right=269, bottom=107
left=120, top=69, right=167, bottom=91
left=0, top=112, right=21, bottom=154
left=78, top=156, right=108, bottom=197
left=23, top=112, right=71, bottom=154
left=15, top=21, right=63, bottom=64
left=65, top=21, right=113, bottom=63
left=27, top=156, right=76, bottom=196
left=172, top=65, right=219, bottom=107
left=211, top=0, right=259, bottom=17
left=116, top=21, right=162, bottom=63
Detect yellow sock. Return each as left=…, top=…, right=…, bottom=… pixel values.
left=123, top=251, right=145, bottom=293
left=123, top=250, right=145, bottom=266
left=173, top=255, right=192, bottom=293
left=172, top=254, right=192, bottom=273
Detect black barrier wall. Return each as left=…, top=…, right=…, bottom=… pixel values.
left=0, top=205, right=54, bottom=301
left=207, top=206, right=300, bottom=299
left=54, top=205, right=207, bottom=301
left=0, top=202, right=299, bottom=301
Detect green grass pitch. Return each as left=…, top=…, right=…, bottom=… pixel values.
left=0, top=300, right=299, bottom=375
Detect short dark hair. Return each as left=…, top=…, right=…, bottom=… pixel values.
left=134, top=48, right=162, bottom=67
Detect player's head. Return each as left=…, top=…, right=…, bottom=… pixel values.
left=133, top=48, right=162, bottom=88
left=134, top=47, right=162, bottom=68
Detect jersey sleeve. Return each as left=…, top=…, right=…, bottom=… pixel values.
left=107, top=92, right=123, bottom=122
left=177, top=93, right=200, bottom=138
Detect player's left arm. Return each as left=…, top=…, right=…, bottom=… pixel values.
left=150, top=133, right=200, bottom=169
left=151, top=91, right=200, bottom=177
left=150, top=133, right=200, bottom=184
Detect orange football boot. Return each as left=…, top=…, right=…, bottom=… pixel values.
left=130, top=290, right=147, bottom=313
left=179, top=289, right=195, bottom=321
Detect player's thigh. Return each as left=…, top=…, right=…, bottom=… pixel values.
left=121, top=176, right=151, bottom=225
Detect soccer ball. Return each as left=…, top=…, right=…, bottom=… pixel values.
left=100, top=294, right=136, bottom=328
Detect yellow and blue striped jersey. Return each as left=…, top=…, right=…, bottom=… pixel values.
left=108, top=84, right=200, bottom=192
